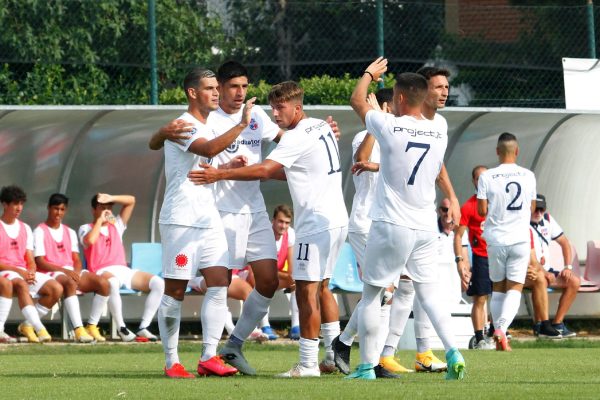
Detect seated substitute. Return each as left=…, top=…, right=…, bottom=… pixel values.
left=34, top=193, right=112, bottom=342
left=79, top=193, right=164, bottom=342
left=530, top=194, right=579, bottom=338
left=0, top=185, right=59, bottom=343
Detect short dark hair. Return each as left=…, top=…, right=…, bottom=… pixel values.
left=273, top=204, right=293, bottom=219
left=183, top=68, right=216, bottom=93
left=268, top=81, right=304, bottom=104
left=375, top=88, right=393, bottom=108
left=217, top=61, right=248, bottom=84
left=0, top=185, right=26, bottom=204
left=48, top=193, right=69, bottom=207
left=498, top=132, right=517, bottom=144
left=471, top=165, right=487, bottom=180
left=394, top=73, right=428, bottom=106
left=416, top=66, right=451, bottom=81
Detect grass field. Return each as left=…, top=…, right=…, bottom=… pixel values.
left=2, top=340, right=600, bottom=399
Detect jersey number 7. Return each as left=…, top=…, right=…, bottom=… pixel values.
left=405, top=141, right=430, bottom=185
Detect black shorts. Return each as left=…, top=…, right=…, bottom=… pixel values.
left=466, top=254, right=493, bottom=296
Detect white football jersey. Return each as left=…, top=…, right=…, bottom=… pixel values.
left=158, top=112, right=222, bottom=228
left=209, top=106, right=280, bottom=213
left=365, top=110, right=447, bottom=232
left=348, top=130, right=380, bottom=233
left=477, top=163, right=536, bottom=246
left=267, top=117, right=348, bottom=237
left=530, top=213, right=564, bottom=270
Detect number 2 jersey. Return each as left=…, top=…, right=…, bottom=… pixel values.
left=266, top=117, right=348, bottom=238
left=365, top=110, right=447, bottom=233
left=477, top=163, right=536, bottom=246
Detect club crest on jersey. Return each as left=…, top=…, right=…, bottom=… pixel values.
left=249, top=118, right=259, bottom=130
left=175, top=254, right=188, bottom=268
left=190, top=128, right=197, bottom=136
left=225, top=141, right=240, bottom=153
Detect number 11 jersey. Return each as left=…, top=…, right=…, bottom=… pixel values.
left=267, top=117, right=348, bottom=238
left=365, top=110, right=448, bottom=233
left=477, top=163, right=536, bottom=246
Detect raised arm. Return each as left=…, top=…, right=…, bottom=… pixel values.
left=350, top=57, right=387, bottom=124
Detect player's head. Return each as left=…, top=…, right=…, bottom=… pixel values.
left=496, top=132, right=519, bottom=159
left=417, top=66, right=450, bottom=111
left=375, top=88, right=394, bottom=114
left=531, top=194, right=547, bottom=223
left=47, top=193, right=69, bottom=223
left=438, top=198, right=454, bottom=230
left=393, top=73, right=428, bottom=113
left=268, top=81, right=304, bottom=129
left=272, top=204, right=293, bottom=236
left=91, top=194, right=114, bottom=219
left=183, top=68, right=219, bottom=111
left=471, top=165, right=487, bottom=190
left=217, top=61, right=249, bottom=113
left=0, top=185, right=26, bottom=219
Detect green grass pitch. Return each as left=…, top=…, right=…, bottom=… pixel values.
left=1, top=340, right=600, bottom=399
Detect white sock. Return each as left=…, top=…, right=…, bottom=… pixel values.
left=22, top=305, right=45, bottom=331
left=490, top=291, right=506, bottom=331
left=413, top=281, right=456, bottom=352
left=340, top=299, right=359, bottom=346
left=384, top=280, right=414, bottom=352
left=232, top=290, right=271, bottom=342
left=377, top=303, right=391, bottom=354
left=290, top=291, right=299, bottom=327
left=357, top=283, right=384, bottom=366
left=299, top=337, right=319, bottom=367
left=64, top=295, right=84, bottom=328
left=0, top=296, right=12, bottom=332
left=413, top=296, right=432, bottom=353
left=321, top=321, right=340, bottom=361
left=88, top=294, right=109, bottom=325
left=35, top=303, right=50, bottom=318
left=158, top=295, right=181, bottom=369
left=139, top=276, right=164, bottom=330
left=200, top=286, right=228, bottom=361
left=259, top=310, right=270, bottom=329
left=224, top=310, right=235, bottom=335
left=107, top=277, right=126, bottom=328
left=497, top=290, right=521, bottom=333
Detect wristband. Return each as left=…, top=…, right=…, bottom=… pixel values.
left=364, top=71, right=374, bottom=81
left=454, top=256, right=464, bottom=263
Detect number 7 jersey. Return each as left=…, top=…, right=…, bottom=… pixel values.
left=365, top=110, right=448, bottom=232
left=477, top=163, right=536, bottom=246
left=267, top=117, right=348, bottom=238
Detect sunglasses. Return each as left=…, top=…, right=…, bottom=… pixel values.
left=440, top=207, right=449, bottom=212
left=535, top=208, right=546, bottom=213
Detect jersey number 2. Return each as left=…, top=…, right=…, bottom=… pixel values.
left=505, top=181, right=523, bottom=210
left=405, top=142, right=430, bottom=185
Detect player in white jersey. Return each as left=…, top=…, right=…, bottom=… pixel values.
left=155, top=68, right=256, bottom=379
left=347, top=58, right=465, bottom=380
left=477, top=132, right=537, bottom=351
left=189, top=81, right=348, bottom=378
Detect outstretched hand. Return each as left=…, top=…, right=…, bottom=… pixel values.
left=326, top=116, right=341, bottom=140
left=351, top=161, right=380, bottom=175
left=365, top=57, right=388, bottom=82
left=240, top=97, right=257, bottom=127
left=159, top=119, right=194, bottom=144
left=188, top=164, right=222, bottom=185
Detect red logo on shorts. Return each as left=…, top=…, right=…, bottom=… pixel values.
left=175, top=254, right=188, bottom=268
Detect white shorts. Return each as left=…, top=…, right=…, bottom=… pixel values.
left=220, top=211, right=277, bottom=268
left=293, top=226, right=348, bottom=282
left=487, top=242, right=530, bottom=284
left=1, top=270, right=54, bottom=298
left=348, top=231, right=368, bottom=268
left=46, top=265, right=87, bottom=279
left=363, top=221, right=438, bottom=287
left=160, top=224, right=229, bottom=280
left=96, top=265, right=136, bottom=289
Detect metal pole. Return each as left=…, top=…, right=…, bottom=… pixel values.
left=376, top=0, right=384, bottom=88
left=148, top=0, right=158, bottom=105
left=588, top=0, right=597, bottom=59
